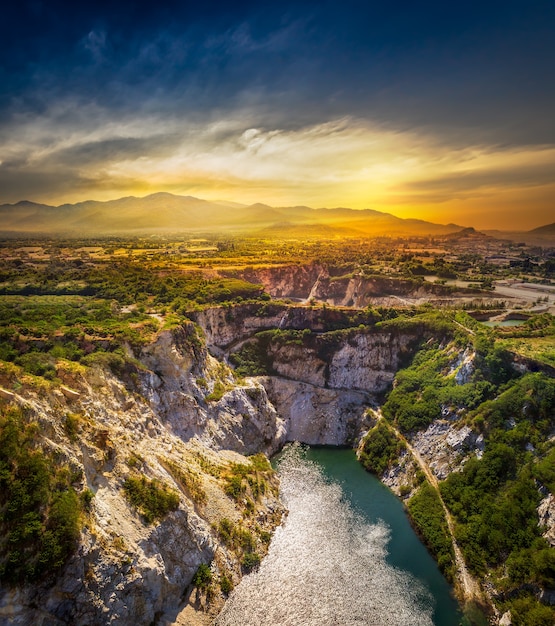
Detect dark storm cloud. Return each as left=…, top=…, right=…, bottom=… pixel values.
left=50, top=135, right=183, bottom=167
left=1, top=0, right=555, bottom=213
left=3, top=1, right=555, bottom=139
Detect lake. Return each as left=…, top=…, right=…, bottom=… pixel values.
left=216, top=444, right=463, bottom=626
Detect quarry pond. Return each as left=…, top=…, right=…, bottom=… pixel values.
left=216, top=445, right=462, bottom=626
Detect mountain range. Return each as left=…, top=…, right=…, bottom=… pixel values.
left=0, top=193, right=552, bottom=242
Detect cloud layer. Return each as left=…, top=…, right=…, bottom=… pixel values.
left=1, top=1, right=554, bottom=229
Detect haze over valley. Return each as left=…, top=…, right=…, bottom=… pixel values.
left=1, top=193, right=554, bottom=247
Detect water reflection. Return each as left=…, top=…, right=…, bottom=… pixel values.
left=216, top=444, right=435, bottom=626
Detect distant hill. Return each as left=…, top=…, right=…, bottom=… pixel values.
left=529, top=222, right=555, bottom=235
left=1, top=192, right=469, bottom=238
left=483, top=222, right=555, bottom=246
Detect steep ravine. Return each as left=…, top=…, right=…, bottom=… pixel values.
left=0, top=306, right=426, bottom=625
left=1, top=307, right=552, bottom=625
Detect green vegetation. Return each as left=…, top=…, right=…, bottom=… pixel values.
left=216, top=517, right=265, bottom=575
left=0, top=405, right=84, bottom=583
left=490, top=314, right=555, bottom=369
left=359, top=420, right=405, bottom=475
left=249, top=452, right=272, bottom=472
left=375, top=309, right=460, bottom=338
left=470, top=373, right=555, bottom=443
left=368, top=326, right=555, bottom=624
left=122, top=475, right=180, bottom=524
left=0, top=253, right=270, bottom=383
left=230, top=324, right=384, bottom=377
left=534, top=448, right=555, bottom=494
left=440, top=443, right=549, bottom=577
left=193, top=452, right=222, bottom=478
left=241, top=552, right=261, bottom=571
left=434, top=372, right=555, bottom=624
left=217, top=518, right=237, bottom=547
left=407, top=482, right=455, bottom=581
left=206, top=380, right=227, bottom=402
left=0, top=296, right=157, bottom=380
left=0, top=258, right=266, bottom=307
left=502, top=336, right=555, bottom=369
left=223, top=455, right=275, bottom=507
left=504, top=596, right=555, bottom=626
left=192, top=563, right=212, bottom=589
left=229, top=328, right=312, bottom=376
left=161, top=458, right=207, bottom=505
left=219, top=571, right=234, bottom=594
left=382, top=330, right=514, bottom=433
left=64, top=412, right=82, bottom=441
left=214, top=455, right=275, bottom=577
left=230, top=338, right=273, bottom=376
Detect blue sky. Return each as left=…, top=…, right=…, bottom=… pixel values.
left=1, top=0, right=554, bottom=228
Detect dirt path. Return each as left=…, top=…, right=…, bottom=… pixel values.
left=373, top=409, right=483, bottom=603
left=453, top=319, right=476, bottom=336
left=401, top=435, right=482, bottom=602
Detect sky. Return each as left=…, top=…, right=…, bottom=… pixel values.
left=1, top=0, right=554, bottom=230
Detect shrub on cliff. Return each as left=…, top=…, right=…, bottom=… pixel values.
left=241, top=552, right=260, bottom=571
left=359, top=421, right=405, bottom=475
left=0, top=405, right=83, bottom=583
left=123, top=475, right=180, bottom=524
left=192, top=563, right=212, bottom=589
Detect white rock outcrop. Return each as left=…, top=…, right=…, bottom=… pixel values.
left=538, top=493, right=555, bottom=547
left=0, top=325, right=285, bottom=625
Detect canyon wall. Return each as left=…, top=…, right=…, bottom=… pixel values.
left=193, top=304, right=423, bottom=446
left=233, top=264, right=485, bottom=307
left=1, top=306, right=424, bottom=624
left=0, top=324, right=285, bottom=626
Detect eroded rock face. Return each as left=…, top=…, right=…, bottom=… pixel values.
left=327, top=333, right=413, bottom=393
left=380, top=416, right=486, bottom=500
left=538, top=493, right=555, bottom=547
left=261, top=377, right=372, bottom=446
left=410, top=422, right=484, bottom=481
left=240, top=263, right=324, bottom=300
left=381, top=449, right=419, bottom=498
left=246, top=329, right=417, bottom=395
left=193, top=304, right=287, bottom=351
left=232, top=264, right=484, bottom=308
left=0, top=326, right=285, bottom=626
left=140, top=329, right=286, bottom=456
left=192, top=303, right=372, bottom=353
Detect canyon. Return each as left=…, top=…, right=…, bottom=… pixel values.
left=0, top=302, right=553, bottom=625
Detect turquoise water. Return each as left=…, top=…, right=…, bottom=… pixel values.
left=481, top=319, right=524, bottom=327
left=217, top=444, right=463, bottom=626
left=303, top=446, right=463, bottom=626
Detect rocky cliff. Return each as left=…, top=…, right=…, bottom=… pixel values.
left=191, top=302, right=372, bottom=353
left=231, top=263, right=486, bottom=307
left=0, top=323, right=285, bottom=626
left=194, top=306, right=424, bottom=446
left=257, top=330, right=418, bottom=445
left=0, top=305, right=425, bottom=624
